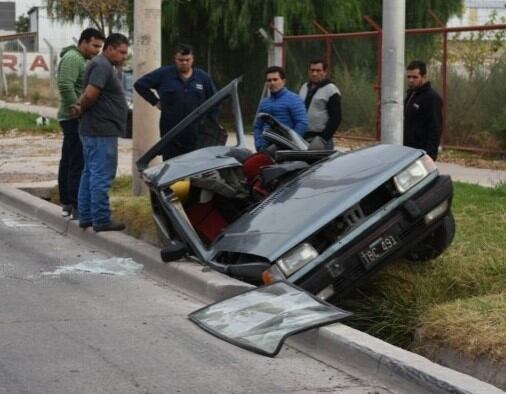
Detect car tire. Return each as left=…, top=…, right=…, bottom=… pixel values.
left=405, top=211, right=456, bottom=262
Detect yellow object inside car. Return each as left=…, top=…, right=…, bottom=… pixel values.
left=170, top=179, right=190, bottom=203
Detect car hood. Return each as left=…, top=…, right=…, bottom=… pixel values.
left=211, top=144, right=426, bottom=261
left=143, top=146, right=243, bottom=188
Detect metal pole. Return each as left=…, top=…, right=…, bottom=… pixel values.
left=0, top=43, right=4, bottom=95
left=429, top=10, right=448, bottom=149
left=273, top=16, right=284, bottom=67
left=43, top=39, right=56, bottom=99
left=380, top=0, right=405, bottom=145
left=313, top=21, right=333, bottom=72
left=17, top=40, right=28, bottom=98
left=256, top=28, right=273, bottom=108
left=132, top=0, right=162, bottom=196
left=364, top=16, right=382, bottom=141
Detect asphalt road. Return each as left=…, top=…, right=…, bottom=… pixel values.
left=0, top=200, right=396, bottom=394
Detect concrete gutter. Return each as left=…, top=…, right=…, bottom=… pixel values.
left=0, top=184, right=504, bottom=394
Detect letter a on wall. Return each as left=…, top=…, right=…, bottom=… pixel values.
left=30, top=55, right=49, bottom=71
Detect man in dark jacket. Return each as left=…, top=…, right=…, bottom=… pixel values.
left=299, top=59, right=341, bottom=149
left=134, top=44, right=218, bottom=160
left=404, top=60, right=443, bottom=161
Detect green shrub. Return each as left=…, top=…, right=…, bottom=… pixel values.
left=334, top=66, right=377, bottom=134
left=491, top=107, right=506, bottom=148
left=30, top=91, right=41, bottom=104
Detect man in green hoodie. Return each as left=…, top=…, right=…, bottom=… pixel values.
left=57, top=28, right=105, bottom=218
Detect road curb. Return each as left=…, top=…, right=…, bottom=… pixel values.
left=0, top=185, right=503, bottom=394
left=0, top=185, right=252, bottom=302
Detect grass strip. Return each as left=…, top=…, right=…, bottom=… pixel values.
left=415, top=292, right=506, bottom=362
left=0, top=108, right=59, bottom=134
left=338, top=181, right=506, bottom=360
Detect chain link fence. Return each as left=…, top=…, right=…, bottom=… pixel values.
left=282, top=21, right=506, bottom=154
left=0, top=34, right=59, bottom=106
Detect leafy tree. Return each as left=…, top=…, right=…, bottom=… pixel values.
left=15, top=14, right=30, bottom=33
left=45, top=0, right=133, bottom=36
left=161, top=0, right=464, bottom=117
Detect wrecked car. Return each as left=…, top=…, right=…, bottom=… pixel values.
left=137, top=78, right=455, bottom=300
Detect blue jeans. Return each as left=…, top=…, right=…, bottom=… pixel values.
left=78, top=136, right=118, bottom=225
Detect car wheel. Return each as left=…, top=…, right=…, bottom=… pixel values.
left=406, top=211, right=456, bottom=262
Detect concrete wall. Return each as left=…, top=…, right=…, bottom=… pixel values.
left=2, top=52, right=52, bottom=77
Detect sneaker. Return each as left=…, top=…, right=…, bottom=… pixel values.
left=62, top=204, right=72, bottom=217
left=79, top=221, right=92, bottom=229
left=93, top=220, right=126, bottom=232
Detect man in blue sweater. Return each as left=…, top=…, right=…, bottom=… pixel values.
left=134, top=44, right=217, bottom=159
left=254, top=66, right=308, bottom=152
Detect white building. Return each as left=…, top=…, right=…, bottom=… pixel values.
left=0, top=1, right=15, bottom=35
left=28, top=6, right=92, bottom=54
left=448, top=0, right=506, bottom=27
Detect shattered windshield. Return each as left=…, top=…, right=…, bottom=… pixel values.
left=189, top=281, right=352, bottom=357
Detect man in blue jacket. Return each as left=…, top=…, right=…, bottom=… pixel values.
left=254, top=66, right=308, bottom=152
left=134, top=44, right=217, bottom=159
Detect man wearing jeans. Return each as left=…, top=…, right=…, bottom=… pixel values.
left=57, top=28, right=104, bottom=218
left=73, top=33, right=129, bottom=232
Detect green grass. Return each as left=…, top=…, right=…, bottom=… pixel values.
left=339, top=181, right=506, bottom=360
left=415, top=293, right=506, bottom=362
left=0, top=108, right=59, bottom=133
left=109, top=176, right=158, bottom=243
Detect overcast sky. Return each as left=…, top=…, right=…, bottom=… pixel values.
left=14, top=0, right=42, bottom=18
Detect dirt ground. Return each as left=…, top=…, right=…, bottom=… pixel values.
left=0, top=131, right=133, bottom=186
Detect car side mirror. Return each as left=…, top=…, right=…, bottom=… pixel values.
left=160, top=240, right=188, bottom=262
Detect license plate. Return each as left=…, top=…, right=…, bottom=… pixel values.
left=359, top=235, right=398, bottom=269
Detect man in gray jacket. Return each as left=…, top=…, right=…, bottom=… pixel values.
left=299, top=59, right=341, bottom=149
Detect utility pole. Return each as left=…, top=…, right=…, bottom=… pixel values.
left=381, top=0, right=406, bottom=145
left=273, top=16, right=284, bottom=67
left=0, top=43, right=5, bottom=95
left=17, top=40, right=28, bottom=97
left=132, top=0, right=161, bottom=196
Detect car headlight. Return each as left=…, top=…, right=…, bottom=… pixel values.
left=276, top=243, right=319, bottom=276
left=393, top=155, right=436, bottom=193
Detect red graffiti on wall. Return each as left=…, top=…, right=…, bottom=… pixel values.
left=1, top=54, right=50, bottom=71
left=2, top=54, right=17, bottom=71
left=29, top=55, right=49, bottom=71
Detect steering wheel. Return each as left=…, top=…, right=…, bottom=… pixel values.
left=257, top=113, right=308, bottom=151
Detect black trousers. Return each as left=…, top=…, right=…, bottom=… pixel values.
left=58, top=119, right=84, bottom=208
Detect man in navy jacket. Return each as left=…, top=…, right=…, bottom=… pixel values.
left=254, top=66, right=308, bottom=152
left=134, top=44, right=217, bottom=159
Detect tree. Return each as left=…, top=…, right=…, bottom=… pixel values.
left=161, top=0, right=464, bottom=117
left=15, top=14, right=30, bottom=33
left=45, top=0, right=133, bottom=36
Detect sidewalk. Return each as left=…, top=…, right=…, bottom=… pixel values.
left=1, top=100, right=505, bottom=189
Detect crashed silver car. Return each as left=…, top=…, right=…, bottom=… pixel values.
left=137, top=78, right=455, bottom=300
